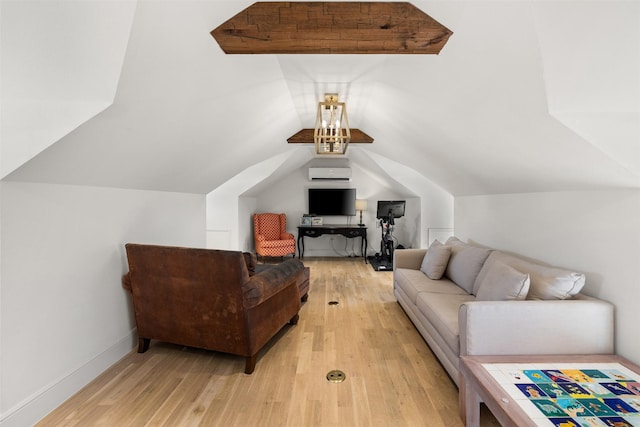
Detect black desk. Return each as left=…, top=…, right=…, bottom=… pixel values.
left=297, top=225, right=367, bottom=263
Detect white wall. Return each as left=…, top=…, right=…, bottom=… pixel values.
left=454, top=189, right=640, bottom=365
left=0, top=181, right=205, bottom=426
left=357, top=150, right=454, bottom=250
left=238, top=196, right=258, bottom=252
left=244, top=163, right=452, bottom=257
left=206, top=191, right=238, bottom=250
left=206, top=151, right=297, bottom=251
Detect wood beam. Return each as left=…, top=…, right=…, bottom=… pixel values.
left=287, top=128, right=373, bottom=144
left=211, top=2, right=452, bottom=54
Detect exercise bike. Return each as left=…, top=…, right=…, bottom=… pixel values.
left=376, top=211, right=396, bottom=268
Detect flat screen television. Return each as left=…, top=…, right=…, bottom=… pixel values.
left=376, top=200, right=406, bottom=220
left=308, top=188, right=356, bottom=216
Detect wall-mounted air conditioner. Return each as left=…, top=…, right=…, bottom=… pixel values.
left=308, top=167, right=352, bottom=181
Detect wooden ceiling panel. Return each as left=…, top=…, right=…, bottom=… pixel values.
left=211, top=2, right=453, bottom=54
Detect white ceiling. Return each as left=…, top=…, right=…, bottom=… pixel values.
left=2, top=0, right=639, bottom=196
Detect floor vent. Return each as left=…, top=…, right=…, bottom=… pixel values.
left=326, top=370, right=346, bottom=383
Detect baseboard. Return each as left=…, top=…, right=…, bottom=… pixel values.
left=0, top=330, right=137, bottom=427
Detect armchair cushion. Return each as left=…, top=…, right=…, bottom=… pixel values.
left=260, top=239, right=295, bottom=249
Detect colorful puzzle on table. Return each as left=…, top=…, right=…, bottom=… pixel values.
left=483, top=362, right=640, bottom=427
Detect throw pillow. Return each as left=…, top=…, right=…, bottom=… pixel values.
left=445, top=243, right=493, bottom=294
left=475, top=261, right=530, bottom=301
left=527, top=269, right=585, bottom=300
left=445, top=236, right=463, bottom=246
left=420, top=240, right=452, bottom=280
left=475, top=252, right=585, bottom=300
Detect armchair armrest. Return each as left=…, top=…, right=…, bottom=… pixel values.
left=393, top=248, right=427, bottom=270
left=242, top=259, right=304, bottom=309
left=256, top=234, right=266, bottom=242
left=459, top=297, right=614, bottom=356
left=281, top=232, right=295, bottom=240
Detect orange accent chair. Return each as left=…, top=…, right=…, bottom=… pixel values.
left=253, top=213, right=296, bottom=261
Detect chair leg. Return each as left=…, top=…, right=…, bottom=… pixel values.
left=138, top=337, right=150, bottom=353
left=245, top=355, right=257, bottom=374
left=290, top=313, right=300, bottom=325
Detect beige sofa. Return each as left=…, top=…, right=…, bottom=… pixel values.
left=393, top=237, right=614, bottom=386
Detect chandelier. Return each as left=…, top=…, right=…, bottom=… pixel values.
left=314, top=93, right=351, bottom=155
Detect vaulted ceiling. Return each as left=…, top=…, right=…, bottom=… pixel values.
left=2, top=1, right=639, bottom=196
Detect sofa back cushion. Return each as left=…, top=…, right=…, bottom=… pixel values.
left=444, top=238, right=492, bottom=294
left=420, top=240, right=452, bottom=280
left=475, top=261, right=530, bottom=301
left=473, top=251, right=585, bottom=300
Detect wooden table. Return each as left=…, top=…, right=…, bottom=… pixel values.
left=459, top=354, right=640, bottom=427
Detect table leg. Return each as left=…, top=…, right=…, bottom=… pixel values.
left=362, top=235, right=367, bottom=263
left=459, top=372, right=481, bottom=427
left=297, top=235, right=304, bottom=258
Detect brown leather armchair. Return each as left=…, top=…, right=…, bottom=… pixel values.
left=253, top=213, right=296, bottom=261
left=124, top=243, right=303, bottom=374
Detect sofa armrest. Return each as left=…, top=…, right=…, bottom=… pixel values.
left=393, top=248, right=427, bottom=270
left=243, top=252, right=257, bottom=276
left=122, top=273, right=132, bottom=292
left=459, top=298, right=614, bottom=356
left=242, top=259, right=304, bottom=309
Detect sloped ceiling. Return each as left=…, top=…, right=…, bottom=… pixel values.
left=0, top=0, right=136, bottom=177
left=2, top=0, right=639, bottom=196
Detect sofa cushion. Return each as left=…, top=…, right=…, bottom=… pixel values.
left=475, top=261, right=530, bottom=301
left=474, top=251, right=585, bottom=300
left=445, top=236, right=463, bottom=246
left=416, top=292, right=475, bottom=357
left=420, top=240, right=452, bottom=280
left=394, top=268, right=467, bottom=304
left=444, top=242, right=492, bottom=294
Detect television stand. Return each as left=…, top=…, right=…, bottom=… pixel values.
left=297, top=225, right=367, bottom=263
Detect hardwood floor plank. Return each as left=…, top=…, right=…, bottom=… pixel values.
left=37, top=258, right=500, bottom=426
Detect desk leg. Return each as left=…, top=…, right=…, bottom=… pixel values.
left=297, top=235, right=304, bottom=258
left=459, top=372, right=481, bottom=427
left=362, top=235, right=367, bottom=263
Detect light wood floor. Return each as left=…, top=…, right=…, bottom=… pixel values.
left=38, top=258, right=499, bottom=426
